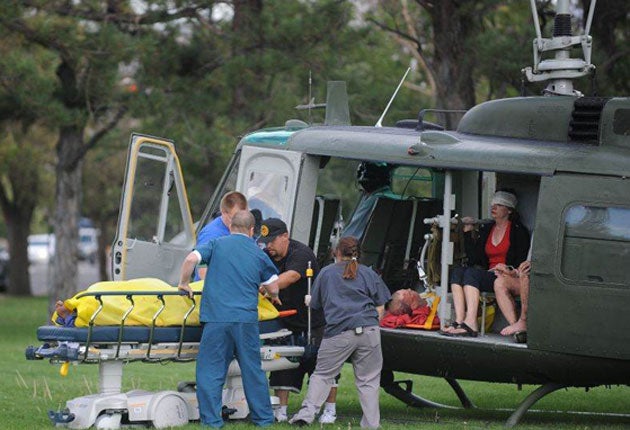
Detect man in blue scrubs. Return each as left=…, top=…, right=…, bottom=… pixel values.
left=195, top=191, right=248, bottom=280
left=178, top=210, right=280, bottom=428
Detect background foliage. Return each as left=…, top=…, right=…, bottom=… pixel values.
left=0, top=0, right=628, bottom=297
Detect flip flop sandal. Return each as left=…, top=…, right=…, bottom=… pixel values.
left=443, top=322, right=478, bottom=337
left=438, top=322, right=461, bottom=335
left=514, top=331, right=527, bottom=344
left=451, top=322, right=478, bottom=337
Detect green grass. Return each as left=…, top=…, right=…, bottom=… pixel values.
left=2, top=295, right=629, bottom=429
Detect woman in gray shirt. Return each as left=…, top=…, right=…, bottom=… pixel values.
left=289, top=237, right=391, bottom=428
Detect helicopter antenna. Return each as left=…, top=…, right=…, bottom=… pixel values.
left=295, top=71, right=328, bottom=115
left=522, top=0, right=596, bottom=96
left=308, top=70, right=312, bottom=124
left=375, top=67, right=411, bottom=128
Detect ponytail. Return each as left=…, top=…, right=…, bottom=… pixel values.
left=337, top=237, right=360, bottom=280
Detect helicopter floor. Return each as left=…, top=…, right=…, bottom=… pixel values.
left=382, top=327, right=528, bottom=348
left=381, top=325, right=630, bottom=388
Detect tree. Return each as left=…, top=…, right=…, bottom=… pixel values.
left=82, top=131, right=128, bottom=281
left=0, top=123, right=54, bottom=295
left=0, top=30, right=58, bottom=296
left=582, top=0, right=630, bottom=95
left=131, top=0, right=384, bottom=218
left=0, top=1, right=203, bottom=303
left=367, top=0, right=504, bottom=128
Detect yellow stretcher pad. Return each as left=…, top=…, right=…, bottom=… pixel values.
left=52, top=278, right=279, bottom=327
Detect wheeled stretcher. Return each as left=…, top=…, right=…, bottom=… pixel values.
left=26, top=287, right=303, bottom=429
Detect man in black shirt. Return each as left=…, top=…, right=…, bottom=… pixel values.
left=258, top=218, right=338, bottom=424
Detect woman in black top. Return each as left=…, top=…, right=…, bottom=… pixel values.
left=443, top=191, right=530, bottom=337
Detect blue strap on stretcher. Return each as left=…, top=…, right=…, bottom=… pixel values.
left=48, top=409, right=74, bottom=424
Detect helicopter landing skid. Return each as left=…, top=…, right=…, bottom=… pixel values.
left=381, top=370, right=474, bottom=409
left=505, top=382, right=567, bottom=428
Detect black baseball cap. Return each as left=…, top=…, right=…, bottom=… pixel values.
left=258, top=218, right=288, bottom=243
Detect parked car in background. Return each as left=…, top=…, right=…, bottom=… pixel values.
left=28, top=234, right=55, bottom=264
left=0, top=241, right=8, bottom=291
left=78, top=228, right=99, bottom=264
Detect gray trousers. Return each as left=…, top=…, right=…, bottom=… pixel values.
left=291, top=325, right=382, bottom=428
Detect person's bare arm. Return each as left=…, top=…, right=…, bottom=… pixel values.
left=261, top=275, right=281, bottom=305
left=376, top=305, right=385, bottom=320
left=178, top=252, right=201, bottom=298
left=276, top=270, right=301, bottom=289
left=518, top=260, right=531, bottom=276
left=493, top=263, right=517, bottom=277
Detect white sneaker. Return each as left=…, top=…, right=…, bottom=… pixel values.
left=274, top=410, right=288, bottom=423
left=318, top=410, right=337, bottom=424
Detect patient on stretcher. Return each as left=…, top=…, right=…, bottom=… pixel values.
left=52, top=278, right=279, bottom=327
left=380, top=288, right=440, bottom=329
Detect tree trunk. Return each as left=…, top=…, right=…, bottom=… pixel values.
left=424, top=0, right=477, bottom=127
left=376, top=0, right=480, bottom=128
left=50, top=125, right=83, bottom=310
left=5, top=207, right=32, bottom=296
left=230, top=0, right=264, bottom=115
left=0, top=132, right=40, bottom=296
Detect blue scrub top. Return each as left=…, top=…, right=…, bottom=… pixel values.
left=194, top=217, right=230, bottom=281
left=196, top=234, right=278, bottom=324
left=197, top=216, right=229, bottom=246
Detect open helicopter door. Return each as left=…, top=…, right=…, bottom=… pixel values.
left=530, top=173, right=630, bottom=360
left=236, top=145, right=318, bottom=244
left=111, top=134, right=195, bottom=286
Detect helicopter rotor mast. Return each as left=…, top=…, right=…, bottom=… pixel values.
left=523, top=0, right=596, bottom=96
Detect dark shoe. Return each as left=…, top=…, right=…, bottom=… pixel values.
left=291, top=419, right=309, bottom=427
left=514, top=331, right=527, bottom=344
left=446, top=322, right=478, bottom=337
left=438, top=322, right=461, bottom=335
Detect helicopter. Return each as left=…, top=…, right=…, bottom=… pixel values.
left=111, top=0, right=630, bottom=426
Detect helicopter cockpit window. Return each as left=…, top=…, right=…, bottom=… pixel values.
left=244, top=170, right=287, bottom=220
left=561, top=204, right=630, bottom=286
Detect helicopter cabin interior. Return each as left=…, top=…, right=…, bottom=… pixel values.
left=208, top=143, right=546, bottom=343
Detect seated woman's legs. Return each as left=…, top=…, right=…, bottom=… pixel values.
left=500, top=273, right=529, bottom=335
left=446, top=283, right=466, bottom=332
left=444, top=267, right=467, bottom=333
left=462, top=285, right=481, bottom=332
left=447, top=267, right=495, bottom=336
left=494, top=274, right=519, bottom=330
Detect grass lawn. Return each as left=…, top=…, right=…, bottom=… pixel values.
left=2, top=295, right=629, bottom=429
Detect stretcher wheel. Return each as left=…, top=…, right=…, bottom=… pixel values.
left=150, top=393, right=189, bottom=428
left=177, top=381, right=196, bottom=393
left=95, top=412, right=122, bottom=429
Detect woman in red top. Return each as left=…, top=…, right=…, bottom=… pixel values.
left=442, top=191, right=530, bottom=337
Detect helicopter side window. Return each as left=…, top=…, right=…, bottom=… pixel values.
left=128, top=146, right=180, bottom=243
left=244, top=170, right=287, bottom=220
left=391, top=166, right=435, bottom=198
left=562, top=204, right=630, bottom=286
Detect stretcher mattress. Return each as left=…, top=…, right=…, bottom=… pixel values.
left=37, top=319, right=284, bottom=344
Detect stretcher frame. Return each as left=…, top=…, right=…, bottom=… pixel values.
left=26, top=290, right=304, bottom=429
